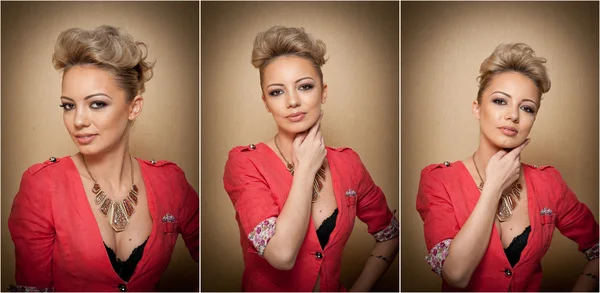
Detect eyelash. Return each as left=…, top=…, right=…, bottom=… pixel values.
left=492, top=98, right=536, bottom=114
left=59, top=101, right=107, bottom=111
left=269, top=84, right=315, bottom=97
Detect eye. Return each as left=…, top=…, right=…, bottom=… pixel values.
left=520, top=105, right=536, bottom=114
left=269, top=89, right=284, bottom=97
left=59, top=103, right=75, bottom=111
left=299, top=84, right=314, bottom=91
left=90, top=101, right=107, bottom=109
left=492, top=98, right=507, bottom=105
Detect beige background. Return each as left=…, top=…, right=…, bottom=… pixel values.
left=201, top=1, right=399, bottom=291
left=1, top=2, right=199, bottom=291
left=401, top=1, right=599, bottom=292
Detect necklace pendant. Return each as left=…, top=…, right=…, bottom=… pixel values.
left=128, top=184, right=139, bottom=205
left=99, top=197, right=113, bottom=217
left=497, top=197, right=513, bottom=222
left=109, top=201, right=130, bottom=232
left=94, top=190, right=107, bottom=205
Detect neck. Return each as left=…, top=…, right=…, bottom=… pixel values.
left=81, top=143, right=133, bottom=190
left=275, top=129, right=297, bottom=164
left=473, top=134, right=504, bottom=181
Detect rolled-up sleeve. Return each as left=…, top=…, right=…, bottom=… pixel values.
left=223, top=149, right=280, bottom=256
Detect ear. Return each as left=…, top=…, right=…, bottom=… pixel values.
left=472, top=99, right=480, bottom=120
left=129, top=95, right=144, bottom=121
left=321, top=83, right=328, bottom=104
left=262, top=94, right=271, bottom=113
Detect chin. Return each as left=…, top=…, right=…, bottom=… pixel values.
left=492, top=137, right=526, bottom=149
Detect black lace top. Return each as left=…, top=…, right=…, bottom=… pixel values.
left=503, top=226, right=531, bottom=267
left=316, top=209, right=339, bottom=249
left=104, top=237, right=149, bottom=282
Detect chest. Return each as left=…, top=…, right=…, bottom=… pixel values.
left=311, top=164, right=337, bottom=230
left=80, top=176, right=153, bottom=261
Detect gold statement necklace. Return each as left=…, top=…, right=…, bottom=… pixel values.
left=472, top=153, right=523, bottom=222
left=82, top=155, right=139, bottom=232
left=274, top=134, right=326, bottom=202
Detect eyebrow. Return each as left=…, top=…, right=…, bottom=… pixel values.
left=266, top=77, right=315, bottom=89
left=60, top=93, right=112, bottom=101
left=491, top=91, right=539, bottom=106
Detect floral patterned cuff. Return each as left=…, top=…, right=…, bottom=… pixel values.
left=7, top=285, right=54, bottom=292
left=425, top=239, right=452, bottom=277
left=584, top=243, right=599, bottom=260
left=248, top=217, right=277, bottom=256
left=372, top=215, right=399, bottom=242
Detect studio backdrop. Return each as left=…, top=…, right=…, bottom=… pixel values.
left=1, top=2, right=199, bottom=291
left=400, top=1, right=599, bottom=291
left=201, top=1, right=399, bottom=291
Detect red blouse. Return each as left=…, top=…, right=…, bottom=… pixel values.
left=416, top=161, right=599, bottom=292
left=8, top=156, right=199, bottom=292
left=223, top=143, right=399, bottom=292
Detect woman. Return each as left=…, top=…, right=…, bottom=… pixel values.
left=8, top=25, right=199, bottom=292
left=416, top=43, right=599, bottom=291
left=222, top=26, right=399, bottom=291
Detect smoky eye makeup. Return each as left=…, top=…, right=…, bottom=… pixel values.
left=268, top=89, right=284, bottom=97
left=90, top=101, right=108, bottom=109
left=298, top=83, right=314, bottom=91
left=491, top=97, right=507, bottom=105
left=59, top=103, right=75, bottom=110
left=520, top=104, right=537, bottom=114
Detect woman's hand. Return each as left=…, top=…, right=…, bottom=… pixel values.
left=292, top=112, right=326, bottom=176
left=483, top=138, right=530, bottom=197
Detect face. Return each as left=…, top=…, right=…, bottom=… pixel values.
left=60, top=65, right=142, bottom=156
left=473, top=71, right=540, bottom=149
left=261, top=55, right=327, bottom=135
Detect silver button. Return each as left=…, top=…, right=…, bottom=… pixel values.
left=151, top=160, right=156, bottom=164
left=443, top=161, right=450, bottom=167
left=49, top=157, right=57, bottom=163
left=249, top=144, right=256, bottom=150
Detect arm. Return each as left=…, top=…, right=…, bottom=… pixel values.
left=548, top=168, right=599, bottom=292
left=440, top=183, right=502, bottom=288
left=572, top=258, right=599, bottom=292
left=225, top=115, right=326, bottom=270
left=261, top=168, right=315, bottom=270
left=349, top=236, right=399, bottom=292
left=417, top=144, right=527, bottom=288
left=7, top=171, right=55, bottom=291
left=175, top=168, right=199, bottom=263
left=347, top=149, right=400, bottom=291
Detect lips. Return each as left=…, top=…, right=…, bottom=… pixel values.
left=286, top=112, right=306, bottom=122
left=499, top=126, right=518, bottom=137
left=75, top=134, right=97, bottom=144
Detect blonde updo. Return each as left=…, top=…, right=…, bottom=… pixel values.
left=52, top=25, right=155, bottom=101
left=477, top=43, right=550, bottom=103
left=251, top=26, right=327, bottom=86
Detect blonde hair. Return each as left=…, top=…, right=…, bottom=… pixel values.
left=251, top=26, right=327, bottom=86
left=52, top=25, right=155, bottom=101
left=477, top=43, right=550, bottom=103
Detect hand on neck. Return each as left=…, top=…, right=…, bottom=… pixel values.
left=474, top=136, right=506, bottom=179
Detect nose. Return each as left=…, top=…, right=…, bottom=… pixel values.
left=505, top=106, right=519, bottom=123
left=74, top=108, right=90, bottom=128
left=286, top=91, right=301, bottom=108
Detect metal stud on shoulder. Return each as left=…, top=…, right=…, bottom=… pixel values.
left=443, top=161, right=450, bottom=167
left=49, top=157, right=57, bottom=163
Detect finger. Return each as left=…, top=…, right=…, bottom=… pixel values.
left=293, top=131, right=308, bottom=148
left=491, top=149, right=508, bottom=161
left=507, top=138, right=530, bottom=159
left=307, top=114, right=322, bottom=138
left=316, top=129, right=323, bottom=144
